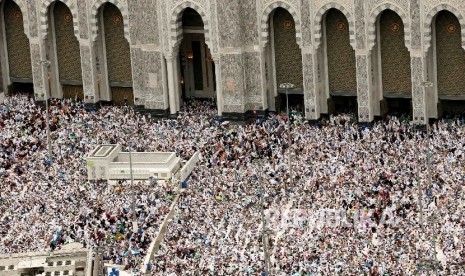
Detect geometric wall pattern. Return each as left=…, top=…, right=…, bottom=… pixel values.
left=4, top=0, right=32, bottom=80
left=103, top=3, right=132, bottom=85
left=379, top=10, right=412, bottom=95
left=325, top=8, right=356, bottom=93
left=53, top=1, right=82, bottom=82
left=272, top=8, right=303, bottom=89
left=435, top=11, right=465, bottom=96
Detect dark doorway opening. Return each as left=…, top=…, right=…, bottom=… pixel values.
left=385, top=98, right=412, bottom=117
left=276, top=94, right=304, bottom=114
left=441, top=100, right=465, bottom=118
left=9, top=82, right=33, bottom=95
left=333, top=96, right=358, bottom=115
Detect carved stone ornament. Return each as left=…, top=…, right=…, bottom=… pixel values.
left=114, top=15, right=122, bottom=25
left=64, top=13, right=72, bottom=23
left=14, top=11, right=22, bottom=22
left=447, top=24, right=456, bottom=33
left=284, top=20, right=293, bottom=30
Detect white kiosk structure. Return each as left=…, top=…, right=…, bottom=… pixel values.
left=86, top=144, right=181, bottom=181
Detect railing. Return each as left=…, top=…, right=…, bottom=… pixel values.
left=140, top=190, right=183, bottom=275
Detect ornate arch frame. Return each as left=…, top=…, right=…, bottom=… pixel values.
left=314, top=2, right=355, bottom=50
left=3, top=0, right=30, bottom=39
left=90, top=0, right=130, bottom=43
left=424, top=4, right=465, bottom=53
left=169, top=1, right=211, bottom=52
left=367, top=3, right=411, bottom=51
left=259, top=1, right=302, bottom=48
left=39, top=0, right=79, bottom=40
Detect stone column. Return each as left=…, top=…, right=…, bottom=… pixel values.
left=302, top=47, right=319, bottom=120
left=410, top=53, right=427, bottom=123
left=161, top=52, right=169, bottom=112
left=410, top=0, right=429, bottom=123
left=212, top=54, right=223, bottom=116
left=356, top=51, right=374, bottom=122
left=80, top=42, right=99, bottom=104
left=259, top=48, right=269, bottom=112
left=172, top=53, right=180, bottom=112
left=353, top=0, right=374, bottom=122
left=30, top=40, right=48, bottom=101
left=165, top=54, right=177, bottom=115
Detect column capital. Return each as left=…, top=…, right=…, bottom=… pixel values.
left=164, top=52, right=178, bottom=61
left=355, top=49, right=369, bottom=56
left=211, top=53, right=220, bottom=62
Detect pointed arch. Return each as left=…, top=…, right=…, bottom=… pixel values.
left=4, top=0, right=29, bottom=39
left=424, top=4, right=465, bottom=52
left=368, top=3, right=410, bottom=51
left=260, top=1, right=301, bottom=48
left=90, top=0, right=130, bottom=43
left=314, top=2, right=355, bottom=49
left=169, top=1, right=211, bottom=51
left=39, top=0, right=79, bottom=40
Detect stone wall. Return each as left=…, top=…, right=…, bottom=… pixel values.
left=436, top=10, right=465, bottom=96
left=0, top=0, right=464, bottom=121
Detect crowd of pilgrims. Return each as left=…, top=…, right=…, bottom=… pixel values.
left=1, top=94, right=465, bottom=275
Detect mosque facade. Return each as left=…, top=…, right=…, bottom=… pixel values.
left=0, top=0, right=464, bottom=122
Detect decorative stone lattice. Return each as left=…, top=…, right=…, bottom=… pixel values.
left=80, top=45, right=95, bottom=99
left=367, top=3, right=411, bottom=51
left=90, top=0, right=130, bottom=43
left=354, top=0, right=365, bottom=49
left=356, top=54, right=369, bottom=107
left=302, top=53, right=317, bottom=119
left=423, top=3, right=465, bottom=52
left=209, top=0, right=218, bottom=53
left=367, top=0, right=409, bottom=15
left=30, top=43, right=43, bottom=97
left=168, top=1, right=212, bottom=52
left=408, top=0, right=421, bottom=50
left=314, top=2, right=356, bottom=49
left=261, top=0, right=300, bottom=12
left=169, top=0, right=209, bottom=14
left=76, top=0, right=88, bottom=39
left=411, top=57, right=426, bottom=122
left=259, top=1, right=302, bottom=48
left=39, top=0, right=79, bottom=40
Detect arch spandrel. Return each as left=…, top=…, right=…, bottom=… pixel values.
left=367, top=3, right=411, bottom=51
left=90, top=0, right=130, bottom=44
left=314, top=2, right=355, bottom=50
left=3, top=0, right=30, bottom=39
left=39, top=0, right=79, bottom=40
left=424, top=4, right=465, bottom=52
left=259, top=1, right=302, bottom=49
left=168, top=1, right=211, bottom=54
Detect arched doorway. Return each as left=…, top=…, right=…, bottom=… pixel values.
left=96, top=3, right=133, bottom=106
left=0, top=0, right=33, bottom=94
left=45, top=1, right=83, bottom=100
left=178, top=8, right=215, bottom=104
left=265, top=7, right=303, bottom=114
left=321, top=8, right=357, bottom=115
left=428, top=10, right=465, bottom=116
left=372, top=10, right=412, bottom=117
